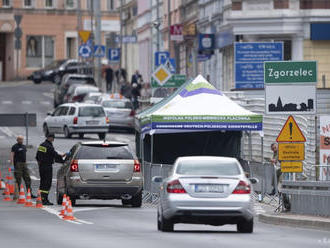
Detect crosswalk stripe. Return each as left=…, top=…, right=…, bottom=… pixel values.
left=22, top=101, right=32, bottom=104
left=2, top=101, right=12, bottom=104
left=40, top=101, right=51, bottom=105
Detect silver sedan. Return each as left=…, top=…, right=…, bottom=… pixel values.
left=154, top=156, right=256, bottom=233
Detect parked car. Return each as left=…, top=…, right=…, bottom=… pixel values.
left=154, top=156, right=256, bottom=233
left=66, top=85, right=99, bottom=103
left=83, top=92, right=103, bottom=104
left=29, top=59, right=92, bottom=84
left=54, top=74, right=95, bottom=107
left=56, top=141, right=143, bottom=207
left=99, top=97, right=135, bottom=130
left=43, top=103, right=109, bottom=140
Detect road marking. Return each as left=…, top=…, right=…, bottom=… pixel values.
left=2, top=101, right=12, bottom=104
left=22, top=101, right=32, bottom=105
left=40, top=101, right=51, bottom=105
left=42, top=93, right=53, bottom=99
left=0, top=127, right=17, bottom=138
left=30, top=175, right=56, bottom=182
left=0, top=135, right=5, bottom=139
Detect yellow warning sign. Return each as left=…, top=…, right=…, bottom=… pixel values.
left=79, top=30, right=91, bottom=44
left=276, top=115, right=306, bottom=142
left=278, top=143, right=305, bottom=161
left=281, top=161, right=303, bottom=173
left=152, top=65, right=172, bottom=86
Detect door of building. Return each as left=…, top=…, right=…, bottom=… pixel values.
left=0, top=33, right=6, bottom=80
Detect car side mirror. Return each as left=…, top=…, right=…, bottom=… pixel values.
left=47, top=111, right=53, bottom=116
left=152, top=176, right=163, bottom=183
left=249, top=178, right=259, bottom=184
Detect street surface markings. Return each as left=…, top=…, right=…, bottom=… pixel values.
left=2, top=101, right=13, bottom=104
left=0, top=127, right=17, bottom=138
left=22, top=101, right=32, bottom=105
left=40, top=101, right=51, bottom=105
left=42, top=92, right=53, bottom=99
left=254, top=204, right=266, bottom=215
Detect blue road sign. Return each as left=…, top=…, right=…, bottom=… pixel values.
left=155, top=51, right=170, bottom=67
left=234, top=42, right=283, bottom=89
left=94, top=45, right=105, bottom=58
left=79, top=44, right=92, bottom=58
left=161, top=58, right=176, bottom=74
left=198, top=34, right=215, bottom=52
left=108, top=48, right=120, bottom=62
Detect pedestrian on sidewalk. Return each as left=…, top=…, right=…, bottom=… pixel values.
left=102, top=64, right=114, bottom=92
left=35, top=134, right=65, bottom=205
left=11, top=135, right=36, bottom=198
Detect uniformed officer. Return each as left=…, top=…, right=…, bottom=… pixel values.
left=35, top=134, right=64, bottom=205
left=11, top=135, right=36, bottom=198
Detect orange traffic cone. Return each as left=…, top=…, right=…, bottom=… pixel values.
left=16, top=184, right=26, bottom=204
left=24, top=188, right=33, bottom=207
left=3, top=184, right=12, bottom=201
left=59, top=194, right=67, bottom=216
left=6, top=168, right=14, bottom=194
left=35, top=190, right=43, bottom=208
left=63, top=199, right=75, bottom=221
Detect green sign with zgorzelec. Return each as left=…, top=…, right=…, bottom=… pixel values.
left=264, top=61, right=317, bottom=84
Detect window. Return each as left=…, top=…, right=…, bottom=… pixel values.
left=76, top=145, right=134, bottom=160
left=107, top=0, right=114, bottom=10
left=26, top=36, right=54, bottom=68
left=300, top=0, right=330, bottom=9
left=2, top=0, right=11, bottom=7
left=24, top=0, right=33, bottom=7
left=176, top=161, right=241, bottom=176
left=66, top=0, right=76, bottom=9
left=274, top=0, right=289, bottom=9
left=78, top=107, right=105, bottom=117
left=86, top=0, right=92, bottom=10
left=45, top=0, right=54, bottom=8
left=53, top=107, right=63, bottom=116
left=68, top=107, right=76, bottom=115
left=59, top=107, right=69, bottom=116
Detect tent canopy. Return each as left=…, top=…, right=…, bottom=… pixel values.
left=136, top=75, right=263, bottom=134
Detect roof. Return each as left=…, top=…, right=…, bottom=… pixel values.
left=136, top=75, right=263, bottom=133
left=80, top=141, right=128, bottom=146
left=176, top=156, right=239, bottom=163
left=59, top=103, right=102, bottom=108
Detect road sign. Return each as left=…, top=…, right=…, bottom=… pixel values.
left=78, top=44, right=92, bottom=58
left=278, top=143, right=305, bottom=161
left=79, top=30, right=91, bottom=44
left=198, top=34, right=215, bottom=52
left=276, top=115, right=306, bottom=142
left=155, top=51, right=170, bottom=67
left=0, top=113, right=36, bottom=127
left=235, top=42, right=283, bottom=89
left=14, top=15, right=22, bottom=25
left=161, top=58, right=176, bottom=74
left=265, top=84, right=316, bottom=115
left=94, top=45, right=105, bottom=58
left=170, top=24, right=183, bottom=41
left=151, top=74, right=186, bottom=88
left=152, top=65, right=172, bottom=86
left=108, top=48, right=120, bottom=62
left=281, top=161, right=303, bottom=173
left=264, top=61, right=317, bottom=84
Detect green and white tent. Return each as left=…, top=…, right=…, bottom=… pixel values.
left=136, top=75, right=263, bottom=134
left=135, top=75, right=263, bottom=165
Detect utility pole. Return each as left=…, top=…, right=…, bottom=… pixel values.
left=168, top=0, right=171, bottom=54
left=94, top=0, right=103, bottom=91
left=119, top=0, right=123, bottom=70
left=156, top=0, right=160, bottom=52
left=90, top=0, right=95, bottom=78
left=77, top=0, right=82, bottom=61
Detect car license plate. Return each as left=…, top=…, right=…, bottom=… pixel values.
left=195, top=184, right=224, bottom=193
left=86, top=120, right=99, bottom=125
left=95, top=164, right=117, bottom=171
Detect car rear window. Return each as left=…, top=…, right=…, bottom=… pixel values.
left=102, top=100, right=132, bottom=109
left=78, top=106, right=105, bottom=117
left=176, top=160, right=241, bottom=176
left=75, top=87, right=98, bottom=95
left=76, top=145, right=134, bottom=159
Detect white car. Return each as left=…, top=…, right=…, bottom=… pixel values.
left=43, top=103, right=110, bottom=140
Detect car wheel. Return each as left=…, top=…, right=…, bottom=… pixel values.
left=121, top=199, right=130, bottom=206
left=157, top=210, right=161, bottom=231
left=56, top=183, right=63, bottom=205
left=159, top=213, right=174, bottom=232
left=79, top=133, right=84, bottom=139
left=54, top=74, right=61, bottom=84
left=43, top=124, right=49, bottom=137
left=33, top=79, right=41, bottom=84
left=130, top=191, right=142, bottom=208
left=98, top=133, right=106, bottom=140
left=237, top=218, right=253, bottom=233
left=64, top=126, right=72, bottom=138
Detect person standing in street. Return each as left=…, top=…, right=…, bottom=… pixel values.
left=11, top=135, right=36, bottom=198
left=35, top=134, right=64, bottom=205
left=103, top=65, right=114, bottom=92
left=131, top=70, right=142, bottom=85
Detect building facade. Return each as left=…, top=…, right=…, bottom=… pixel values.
left=0, top=0, right=119, bottom=81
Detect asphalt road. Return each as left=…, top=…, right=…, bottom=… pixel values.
left=0, top=81, right=329, bottom=248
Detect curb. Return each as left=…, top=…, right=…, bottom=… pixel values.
left=259, top=213, right=330, bottom=232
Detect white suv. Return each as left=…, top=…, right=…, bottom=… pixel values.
left=43, top=103, right=110, bottom=140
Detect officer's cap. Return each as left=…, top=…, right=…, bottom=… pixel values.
left=47, top=134, right=55, bottom=138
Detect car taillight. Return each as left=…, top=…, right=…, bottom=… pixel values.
left=73, top=117, right=78, bottom=124
left=232, top=180, right=251, bottom=194
left=167, top=180, right=186, bottom=194
left=134, top=160, right=141, bottom=172
left=129, top=110, right=135, bottom=117
left=106, top=117, right=110, bottom=124
left=70, top=160, right=79, bottom=172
